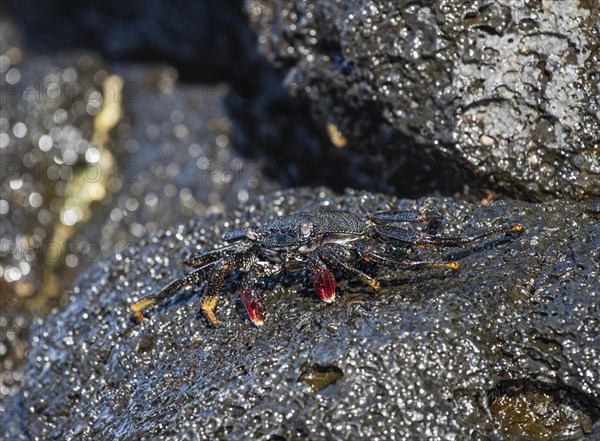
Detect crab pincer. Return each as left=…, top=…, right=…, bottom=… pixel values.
left=240, top=272, right=266, bottom=326
left=310, top=257, right=337, bottom=303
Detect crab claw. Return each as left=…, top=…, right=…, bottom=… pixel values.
left=240, top=283, right=265, bottom=326
left=311, top=259, right=336, bottom=303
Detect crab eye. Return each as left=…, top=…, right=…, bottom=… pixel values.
left=300, top=222, right=312, bottom=237
left=245, top=227, right=259, bottom=241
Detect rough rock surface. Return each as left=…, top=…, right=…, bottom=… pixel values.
left=6, top=188, right=599, bottom=440
left=249, top=0, right=600, bottom=201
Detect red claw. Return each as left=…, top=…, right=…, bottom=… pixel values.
left=240, top=285, right=265, bottom=326
left=312, top=261, right=336, bottom=303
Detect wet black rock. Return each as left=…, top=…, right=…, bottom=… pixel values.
left=225, top=70, right=466, bottom=197
left=6, top=188, right=599, bottom=439
left=224, top=70, right=420, bottom=196
left=249, top=0, right=600, bottom=201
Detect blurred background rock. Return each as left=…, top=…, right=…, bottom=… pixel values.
left=1, top=0, right=599, bottom=437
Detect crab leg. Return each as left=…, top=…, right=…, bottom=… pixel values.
left=202, top=248, right=274, bottom=326
left=361, top=248, right=460, bottom=274
left=318, top=243, right=381, bottom=293
left=132, top=241, right=256, bottom=325
left=184, top=243, right=245, bottom=267
left=368, top=210, right=443, bottom=229
left=374, top=224, right=524, bottom=247
left=201, top=259, right=230, bottom=326
left=131, top=260, right=218, bottom=323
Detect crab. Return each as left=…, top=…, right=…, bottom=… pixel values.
left=131, top=209, right=524, bottom=326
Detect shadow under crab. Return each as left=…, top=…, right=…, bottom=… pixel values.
left=131, top=209, right=524, bottom=326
